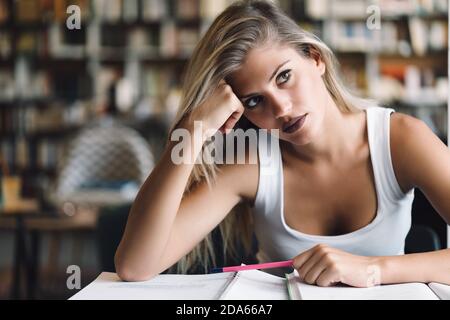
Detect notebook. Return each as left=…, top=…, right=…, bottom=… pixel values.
left=285, top=270, right=450, bottom=300
left=69, top=270, right=288, bottom=300
left=69, top=269, right=450, bottom=300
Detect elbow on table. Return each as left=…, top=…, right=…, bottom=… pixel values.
left=114, top=255, right=158, bottom=282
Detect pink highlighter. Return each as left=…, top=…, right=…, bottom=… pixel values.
left=211, top=260, right=294, bottom=273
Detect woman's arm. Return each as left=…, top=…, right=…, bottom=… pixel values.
left=378, top=250, right=450, bottom=285
left=115, top=83, right=255, bottom=282
left=390, top=113, right=450, bottom=223
left=386, top=113, right=450, bottom=285
left=292, top=244, right=450, bottom=287
left=292, top=113, right=450, bottom=288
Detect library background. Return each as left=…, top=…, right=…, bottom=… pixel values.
left=0, top=0, right=448, bottom=299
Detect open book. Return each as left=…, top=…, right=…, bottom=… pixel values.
left=285, top=270, right=450, bottom=300
left=70, top=269, right=450, bottom=300
left=69, top=270, right=288, bottom=300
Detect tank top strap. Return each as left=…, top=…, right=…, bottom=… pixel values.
left=253, top=130, right=283, bottom=216
left=366, top=107, right=406, bottom=203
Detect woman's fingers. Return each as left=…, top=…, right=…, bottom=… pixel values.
left=294, top=244, right=342, bottom=286
left=316, top=267, right=341, bottom=287
left=292, top=245, right=320, bottom=271
left=219, top=104, right=244, bottom=134
left=299, top=251, right=327, bottom=283
left=303, top=254, right=338, bottom=285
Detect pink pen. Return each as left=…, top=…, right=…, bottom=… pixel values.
left=211, top=260, right=293, bottom=273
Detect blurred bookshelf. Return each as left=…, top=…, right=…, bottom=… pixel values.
left=0, top=0, right=448, bottom=200
left=0, top=0, right=233, bottom=198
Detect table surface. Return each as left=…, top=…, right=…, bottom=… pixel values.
left=0, top=199, right=40, bottom=215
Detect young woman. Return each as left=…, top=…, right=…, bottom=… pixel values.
left=115, top=0, right=450, bottom=287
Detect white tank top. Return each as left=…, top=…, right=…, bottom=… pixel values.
left=252, top=107, right=415, bottom=276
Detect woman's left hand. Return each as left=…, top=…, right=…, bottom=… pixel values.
left=292, top=244, right=382, bottom=288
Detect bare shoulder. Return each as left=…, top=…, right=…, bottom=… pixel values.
left=216, top=145, right=259, bottom=206
left=390, top=112, right=446, bottom=192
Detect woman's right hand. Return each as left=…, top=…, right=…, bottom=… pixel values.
left=181, top=80, right=245, bottom=141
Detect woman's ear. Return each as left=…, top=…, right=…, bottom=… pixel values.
left=306, top=45, right=326, bottom=76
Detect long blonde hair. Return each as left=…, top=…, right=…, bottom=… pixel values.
left=167, top=0, right=376, bottom=273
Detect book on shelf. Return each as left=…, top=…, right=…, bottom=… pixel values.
left=175, top=0, right=200, bottom=20
left=37, top=138, right=65, bottom=170
left=429, top=21, right=448, bottom=50
left=122, top=0, right=139, bottom=23
left=16, top=0, right=41, bottom=23
left=0, top=31, right=11, bottom=58
left=142, top=67, right=174, bottom=99
left=0, top=101, right=89, bottom=134
left=380, top=0, right=448, bottom=16
left=96, top=0, right=122, bottom=22
left=177, top=27, right=200, bottom=56
left=0, top=71, right=15, bottom=101
left=142, top=0, right=168, bottom=22
left=1, top=134, right=69, bottom=172
left=200, top=0, right=231, bottom=21
left=159, top=21, right=178, bottom=57
left=128, top=28, right=159, bottom=56
left=0, top=0, right=9, bottom=24
left=409, top=17, right=429, bottom=56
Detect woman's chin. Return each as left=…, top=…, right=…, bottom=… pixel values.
left=281, top=125, right=314, bottom=146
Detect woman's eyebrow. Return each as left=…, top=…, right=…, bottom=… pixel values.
left=238, top=60, right=291, bottom=99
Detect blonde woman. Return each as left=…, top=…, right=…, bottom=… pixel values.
left=115, top=0, right=450, bottom=287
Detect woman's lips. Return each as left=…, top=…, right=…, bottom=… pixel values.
left=282, top=114, right=308, bottom=134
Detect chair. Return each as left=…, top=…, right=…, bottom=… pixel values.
left=55, top=121, right=154, bottom=198
left=96, top=204, right=132, bottom=273
left=405, top=224, right=442, bottom=254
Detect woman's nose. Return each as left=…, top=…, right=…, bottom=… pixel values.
left=271, top=95, right=292, bottom=119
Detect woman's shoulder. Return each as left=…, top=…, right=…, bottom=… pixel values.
left=390, top=111, right=432, bottom=146
left=389, top=112, right=434, bottom=193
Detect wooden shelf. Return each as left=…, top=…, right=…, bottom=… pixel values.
left=12, top=166, right=58, bottom=176
left=0, top=97, right=59, bottom=108
left=1, top=125, right=82, bottom=139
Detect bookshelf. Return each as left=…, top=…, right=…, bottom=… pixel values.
left=0, top=0, right=224, bottom=198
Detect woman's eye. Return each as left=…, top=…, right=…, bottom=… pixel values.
left=244, top=96, right=263, bottom=109
left=277, top=70, right=292, bottom=85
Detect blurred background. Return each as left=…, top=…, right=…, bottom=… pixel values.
left=0, top=0, right=448, bottom=299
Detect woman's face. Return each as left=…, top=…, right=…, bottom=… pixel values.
left=229, top=44, right=329, bottom=146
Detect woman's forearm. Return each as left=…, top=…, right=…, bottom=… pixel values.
left=378, top=249, right=450, bottom=285
left=115, top=133, right=201, bottom=281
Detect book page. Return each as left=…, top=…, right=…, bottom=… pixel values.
left=286, top=270, right=439, bottom=300
left=220, top=269, right=289, bottom=300
left=70, top=272, right=235, bottom=300
left=428, top=282, right=450, bottom=300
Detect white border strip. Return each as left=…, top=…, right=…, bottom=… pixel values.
left=447, top=2, right=450, bottom=249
